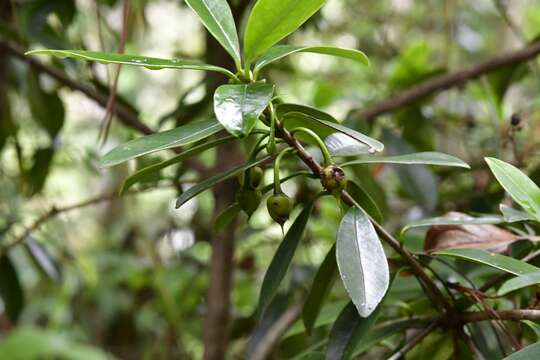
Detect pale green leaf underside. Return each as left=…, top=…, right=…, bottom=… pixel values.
left=343, top=152, right=470, bottom=169
left=213, top=83, right=274, bottom=137
left=175, top=156, right=270, bottom=208
left=486, top=157, right=540, bottom=221
left=25, top=49, right=237, bottom=78
left=336, top=206, right=389, bottom=317
left=184, top=0, right=241, bottom=63
left=498, top=270, right=540, bottom=295
left=433, top=248, right=539, bottom=276
left=502, top=341, right=540, bottom=360
left=499, top=204, right=536, bottom=223
left=254, top=45, right=369, bottom=73
left=243, top=0, right=327, bottom=63
left=100, top=119, right=223, bottom=167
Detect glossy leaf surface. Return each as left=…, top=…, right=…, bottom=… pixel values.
left=243, top=0, right=327, bottom=63
left=336, top=207, right=389, bottom=317
left=433, top=248, right=539, bottom=275
left=342, top=152, right=469, bottom=168
left=254, top=45, right=368, bottom=73
left=26, top=49, right=237, bottom=78
left=100, top=119, right=223, bottom=167
left=498, top=270, right=540, bottom=295
left=486, top=157, right=540, bottom=221
left=503, top=341, right=540, bottom=360
left=258, top=195, right=320, bottom=312
left=184, top=0, right=241, bottom=63
left=175, top=156, right=270, bottom=208
left=213, top=83, right=274, bottom=137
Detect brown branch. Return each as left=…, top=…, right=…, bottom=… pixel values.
left=354, top=40, right=540, bottom=121
left=1, top=41, right=154, bottom=135
left=387, top=322, right=438, bottom=360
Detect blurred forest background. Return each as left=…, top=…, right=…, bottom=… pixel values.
left=1, top=0, right=540, bottom=359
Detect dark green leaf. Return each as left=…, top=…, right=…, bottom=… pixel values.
left=24, top=147, right=55, bottom=196
left=0, top=255, right=24, bottom=323
left=214, top=203, right=241, bottom=232
left=25, top=49, right=237, bottom=78
left=498, top=270, right=540, bottom=295
left=184, top=0, right=241, bottom=64
left=342, top=152, right=470, bottom=169
left=336, top=206, right=389, bottom=317
left=243, top=0, right=327, bottom=63
left=213, top=83, right=274, bottom=137
left=486, top=157, right=540, bottom=221
left=254, top=45, right=368, bottom=74
left=176, top=156, right=270, bottom=209
left=26, top=70, right=64, bottom=138
left=100, top=119, right=223, bottom=167
left=303, top=244, right=337, bottom=334
left=120, top=135, right=234, bottom=194
left=276, top=103, right=337, bottom=124
left=283, top=112, right=383, bottom=153
left=345, top=181, right=383, bottom=224
left=259, top=194, right=321, bottom=312
left=503, top=341, right=540, bottom=360
left=325, top=302, right=380, bottom=360
left=432, top=248, right=539, bottom=276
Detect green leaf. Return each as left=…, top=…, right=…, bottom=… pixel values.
left=342, top=152, right=470, bottom=169
left=303, top=244, right=337, bottom=335
left=213, top=203, right=241, bottom=232
left=401, top=214, right=503, bottom=235
left=498, top=270, right=540, bottom=295
left=503, top=341, right=540, bottom=360
left=286, top=301, right=347, bottom=339
left=25, top=49, right=237, bottom=78
left=325, top=301, right=380, bottom=360
left=120, top=136, right=234, bottom=194
left=175, top=156, right=270, bottom=209
left=100, top=119, right=223, bottom=167
left=283, top=112, right=383, bottom=153
left=27, top=70, right=64, bottom=138
left=336, top=206, right=389, bottom=317
left=0, top=327, right=110, bottom=360
left=432, top=248, right=539, bottom=276
left=276, top=103, right=337, bottom=124
left=0, top=255, right=24, bottom=323
left=258, top=194, right=321, bottom=312
left=485, top=157, right=540, bottom=221
left=25, top=237, right=62, bottom=282
left=184, top=0, right=241, bottom=64
left=500, top=204, right=536, bottom=223
left=325, top=133, right=372, bottom=156
left=243, top=0, right=327, bottom=63
left=254, top=45, right=368, bottom=74
left=213, top=83, right=274, bottom=137
left=345, top=181, right=383, bottom=224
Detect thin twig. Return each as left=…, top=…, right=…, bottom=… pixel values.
left=387, top=322, right=438, bottom=360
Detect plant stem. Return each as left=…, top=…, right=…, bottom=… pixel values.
left=290, top=127, right=333, bottom=166
left=273, top=148, right=295, bottom=194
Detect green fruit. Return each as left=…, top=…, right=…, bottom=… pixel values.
left=238, top=166, right=264, bottom=188
left=320, top=164, right=346, bottom=194
left=266, top=193, right=293, bottom=225
left=236, top=188, right=262, bottom=217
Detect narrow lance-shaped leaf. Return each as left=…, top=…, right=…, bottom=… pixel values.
left=342, top=152, right=470, bottom=169
left=214, top=203, right=241, bottom=233
left=302, top=244, right=337, bottom=334
left=282, top=112, right=383, bottom=153
left=175, top=156, right=270, bottom=209
left=498, top=270, right=540, bottom=296
left=100, top=119, right=223, bottom=167
left=485, top=157, right=540, bottom=221
left=258, top=194, right=322, bottom=312
left=184, top=0, right=241, bottom=64
left=345, top=181, right=383, bottom=224
left=336, top=206, right=389, bottom=317
left=213, top=83, right=274, bottom=137
left=120, top=135, right=234, bottom=194
left=25, top=49, right=238, bottom=78
left=499, top=204, right=536, bottom=223
left=401, top=213, right=504, bottom=235
left=254, top=45, right=369, bottom=74
left=243, top=0, right=327, bottom=64
left=432, top=248, right=539, bottom=276
left=0, top=255, right=24, bottom=323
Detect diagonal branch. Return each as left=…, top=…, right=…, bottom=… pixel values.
left=354, top=40, right=540, bottom=121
